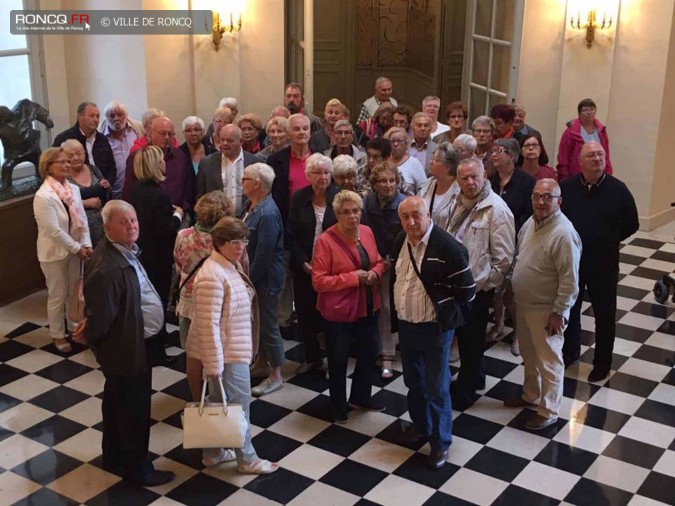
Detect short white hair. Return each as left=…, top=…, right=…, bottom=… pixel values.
left=103, top=100, right=128, bottom=119
left=102, top=200, right=135, bottom=224
left=182, top=116, right=205, bottom=131
left=454, top=134, right=477, bottom=152
left=218, top=97, right=238, bottom=111
left=305, top=153, right=333, bottom=176
left=244, top=163, right=276, bottom=193
left=332, top=155, right=357, bottom=177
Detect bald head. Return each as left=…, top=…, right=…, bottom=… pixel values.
left=149, top=116, right=175, bottom=150
left=219, top=124, right=242, bottom=160
left=532, top=178, right=562, bottom=222
left=398, top=196, right=431, bottom=245
left=579, top=141, right=606, bottom=183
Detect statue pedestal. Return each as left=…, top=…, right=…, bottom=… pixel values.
left=0, top=193, right=43, bottom=306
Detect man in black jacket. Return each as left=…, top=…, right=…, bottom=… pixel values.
left=53, top=102, right=116, bottom=182
left=73, top=200, right=174, bottom=487
left=561, top=141, right=639, bottom=382
left=391, top=196, right=476, bottom=470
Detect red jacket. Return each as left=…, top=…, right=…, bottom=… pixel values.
left=312, top=224, right=386, bottom=318
left=557, top=118, right=612, bottom=180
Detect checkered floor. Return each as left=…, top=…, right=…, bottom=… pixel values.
left=0, top=235, right=674, bottom=506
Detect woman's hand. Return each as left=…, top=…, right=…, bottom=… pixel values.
left=356, top=270, right=369, bottom=284
left=99, top=178, right=111, bottom=189
left=72, top=319, right=87, bottom=344
left=302, top=262, right=312, bottom=274
left=76, top=247, right=92, bottom=261
left=82, top=197, right=101, bottom=209
left=365, top=270, right=379, bottom=286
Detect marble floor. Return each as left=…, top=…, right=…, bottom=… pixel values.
left=0, top=229, right=674, bottom=505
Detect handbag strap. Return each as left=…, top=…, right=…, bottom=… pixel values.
left=327, top=229, right=361, bottom=269
left=198, top=376, right=229, bottom=416
left=178, top=257, right=208, bottom=294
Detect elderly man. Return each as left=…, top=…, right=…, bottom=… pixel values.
left=447, top=158, right=515, bottom=410
left=504, top=179, right=581, bottom=430
left=561, top=141, right=638, bottom=382
left=409, top=112, right=438, bottom=175
left=241, top=163, right=286, bottom=397
left=283, top=82, right=323, bottom=134
left=422, top=96, right=450, bottom=138
left=122, top=116, right=194, bottom=212
left=99, top=101, right=142, bottom=198
left=196, top=124, right=260, bottom=214
left=557, top=98, right=613, bottom=181
left=53, top=102, right=116, bottom=181
left=73, top=200, right=175, bottom=487
left=453, top=134, right=477, bottom=160
left=130, top=108, right=175, bottom=154
left=391, top=196, right=475, bottom=469
left=358, top=76, right=398, bottom=122
left=324, top=120, right=366, bottom=167
left=472, top=115, right=496, bottom=176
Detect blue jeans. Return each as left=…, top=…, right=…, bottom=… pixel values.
left=398, top=320, right=454, bottom=452
left=325, top=315, right=379, bottom=418
left=257, top=290, right=285, bottom=368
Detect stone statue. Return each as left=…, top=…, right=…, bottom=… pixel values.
left=0, top=99, right=54, bottom=191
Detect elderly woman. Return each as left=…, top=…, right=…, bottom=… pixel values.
left=472, top=115, right=496, bottom=176
left=62, top=139, right=110, bottom=246
left=286, top=153, right=339, bottom=374
left=130, top=146, right=184, bottom=313
left=174, top=191, right=234, bottom=399
left=512, top=104, right=540, bottom=145
left=332, top=154, right=367, bottom=197
left=259, top=116, right=290, bottom=159
left=362, top=163, right=405, bottom=379
left=313, top=190, right=386, bottom=422
left=34, top=148, right=92, bottom=353
left=434, top=101, right=469, bottom=144
left=518, top=132, right=557, bottom=181
left=188, top=217, right=279, bottom=474
left=240, top=163, right=286, bottom=397
left=325, top=120, right=367, bottom=168
left=453, top=133, right=477, bottom=161
left=384, top=126, right=427, bottom=195
left=180, top=116, right=215, bottom=174
left=419, top=142, right=460, bottom=230
left=238, top=113, right=264, bottom=154
left=310, top=98, right=343, bottom=153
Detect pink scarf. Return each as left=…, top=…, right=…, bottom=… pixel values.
left=46, top=176, right=86, bottom=242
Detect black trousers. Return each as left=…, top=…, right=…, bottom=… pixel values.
left=564, top=252, right=619, bottom=369
left=293, top=270, right=323, bottom=363
left=453, top=289, right=493, bottom=404
left=101, top=344, right=153, bottom=479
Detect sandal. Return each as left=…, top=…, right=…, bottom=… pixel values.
left=53, top=338, right=72, bottom=353
left=486, top=326, right=505, bottom=343
left=381, top=360, right=394, bottom=379
left=237, top=458, right=279, bottom=475
left=202, top=448, right=236, bottom=467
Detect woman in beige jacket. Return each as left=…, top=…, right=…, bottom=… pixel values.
left=187, top=216, right=278, bottom=475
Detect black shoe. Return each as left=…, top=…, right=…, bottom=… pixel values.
left=396, top=426, right=429, bottom=446
left=428, top=448, right=449, bottom=470
left=126, top=469, right=175, bottom=487
left=348, top=400, right=385, bottom=412
left=588, top=366, right=610, bottom=383
left=451, top=391, right=477, bottom=411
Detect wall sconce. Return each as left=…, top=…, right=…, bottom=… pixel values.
left=569, top=3, right=614, bottom=48
left=212, top=6, right=242, bottom=50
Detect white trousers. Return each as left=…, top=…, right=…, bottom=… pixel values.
left=516, top=307, right=564, bottom=418
left=40, top=255, right=80, bottom=339
left=378, top=270, right=398, bottom=359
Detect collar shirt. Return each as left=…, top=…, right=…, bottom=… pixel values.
left=221, top=149, right=245, bottom=213
left=409, top=139, right=429, bottom=168
left=103, top=124, right=138, bottom=198
left=80, top=128, right=96, bottom=166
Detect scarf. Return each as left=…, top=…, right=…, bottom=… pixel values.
left=447, top=180, right=491, bottom=235
left=46, top=176, right=86, bottom=242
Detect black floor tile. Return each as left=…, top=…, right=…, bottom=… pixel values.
left=308, top=424, right=370, bottom=457
left=393, top=452, right=460, bottom=489
left=563, top=377, right=601, bottom=402
left=34, top=359, right=92, bottom=383
left=423, top=491, right=476, bottom=506
left=245, top=467, right=314, bottom=504
left=159, top=377, right=192, bottom=401
left=619, top=253, right=647, bottom=265
left=13, top=487, right=79, bottom=506
left=663, top=368, right=675, bottom=386
left=11, top=449, right=82, bottom=485
left=578, top=329, right=596, bottom=347
left=162, top=445, right=204, bottom=470
left=4, top=322, right=42, bottom=338
left=582, top=306, right=627, bottom=322
left=484, top=379, right=523, bottom=401
left=534, top=441, right=598, bottom=475
left=160, top=411, right=184, bottom=429
left=370, top=368, right=402, bottom=388
left=320, top=459, right=387, bottom=496
left=87, top=479, right=161, bottom=506
left=284, top=342, right=307, bottom=363
left=570, top=404, right=630, bottom=433
left=658, top=319, right=675, bottom=336
left=21, top=415, right=87, bottom=446
left=631, top=301, right=674, bottom=319
left=376, top=419, right=428, bottom=451
left=482, top=356, right=518, bottom=379
left=286, top=368, right=329, bottom=393
left=604, top=372, right=658, bottom=397
left=41, top=340, right=89, bottom=358
left=630, top=238, right=665, bottom=249
left=166, top=472, right=238, bottom=506
left=0, top=339, right=34, bottom=362
left=637, top=471, right=675, bottom=504
left=464, top=446, right=530, bottom=482
left=493, top=484, right=560, bottom=506
left=251, top=430, right=303, bottom=461
left=564, top=477, right=633, bottom=506
left=633, top=344, right=675, bottom=367
left=249, top=399, right=293, bottom=428
left=602, top=435, right=666, bottom=469
left=631, top=266, right=668, bottom=281
left=614, top=323, right=654, bottom=343
left=0, top=363, right=29, bottom=387
left=296, top=394, right=334, bottom=423
left=370, top=388, right=408, bottom=417
left=507, top=409, right=566, bottom=437
left=452, top=414, right=503, bottom=444
left=580, top=349, right=629, bottom=370
left=29, top=385, right=89, bottom=413
left=0, top=426, right=13, bottom=443
left=651, top=250, right=675, bottom=263
left=634, top=399, right=675, bottom=427
left=616, top=285, right=650, bottom=301
left=0, top=391, right=21, bottom=414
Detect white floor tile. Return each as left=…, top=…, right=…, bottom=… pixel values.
left=6, top=348, right=63, bottom=373
left=365, top=474, right=436, bottom=506
left=487, top=426, right=551, bottom=460
left=512, top=461, right=580, bottom=500
left=341, top=409, right=397, bottom=437
left=287, top=482, right=359, bottom=506
left=648, top=383, right=675, bottom=406
left=439, top=467, right=508, bottom=505
left=619, top=416, right=675, bottom=448
left=618, top=358, right=671, bottom=382
left=645, top=332, right=675, bottom=351
left=444, top=436, right=484, bottom=466
left=280, top=444, right=345, bottom=480
left=584, top=455, right=650, bottom=493
left=588, top=387, right=645, bottom=415
left=618, top=313, right=666, bottom=332
left=59, top=397, right=102, bottom=427
left=47, top=463, right=120, bottom=503
left=0, top=471, right=42, bottom=504
left=0, top=434, right=48, bottom=469
left=150, top=392, right=186, bottom=422
left=653, top=450, right=675, bottom=478
left=218, top=488, right=282, bottom=505
left=149, top=422, right=184, bottom=456
left=260, top=383, right=321, bottom=411
left=464, top=396, right=521, bottom=425
left=0, top=374, right=59, bottom=401
left=349, top=438, right=415, bottom=473
left=268, top=411, right=331, bottom=443
left=64, top=369, right=105, bottom=396
left=0, top=401, right=53, bottom=432
left=553, top=421, right=616, bottom=453
left=53, top=428, right=102, bottom=462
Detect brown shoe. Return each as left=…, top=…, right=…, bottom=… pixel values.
left=525, top=414, right=558, bottom=430
left=503, top=396, right=537, bottom=408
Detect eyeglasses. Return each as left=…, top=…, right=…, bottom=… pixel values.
left=335, top=174, right=356, bottom=180
left=473, top=128, right=492, bottom=135
left=580, top=107, right=596, bottom=114
left=491, top=148, right=506, bottom=156
left=585, top=151, right=605, bottom=159
left=227, top=239, right=249, bottom=246
left=154, top=130, right=175, bottom=137
left=334, top=130, right=352, bottom=137
left=448, top=114, right=464, bottom=120
left=523, top=143, right=540, bottom=149
left=308, top=170, right=332, bottom=176
left=184, top=128, right=204, bottom=133
left=531, top=193, right=560, bottom=202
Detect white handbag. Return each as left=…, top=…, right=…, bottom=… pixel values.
left=182, top=377, right=247, bottom=449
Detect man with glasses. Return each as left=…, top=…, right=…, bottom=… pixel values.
left=503, top=179, right=581, bottom=430
left=560, top=141, right=638, bottom=382
left=324, top=120, right=366, bottom=169
left=557, top=98, right=613, bottom=180
left=471, top=115, right=496, bottom=176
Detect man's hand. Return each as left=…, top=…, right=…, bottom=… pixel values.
left=72, top=319, right=87, bottom=345
left=546, top=312, right=565, bottom=336
left=76, top=247, right=92, bottom=261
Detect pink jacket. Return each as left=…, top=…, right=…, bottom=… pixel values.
left=557, top=118, right=612, bottom=180
left=312, top=224, right=386, bottom=318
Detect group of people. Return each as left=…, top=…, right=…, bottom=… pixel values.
left=32, top=77, right=639, bottom=482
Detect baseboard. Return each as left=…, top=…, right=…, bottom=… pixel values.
left=639, top=205, right=675, bottom=232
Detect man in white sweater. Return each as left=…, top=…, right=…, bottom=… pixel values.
left=504, top=179, right=581, bottom=430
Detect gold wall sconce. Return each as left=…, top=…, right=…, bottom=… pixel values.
left=569, top=2, right=616, bottom=48
left=212, top=4, right=242, bottom=50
